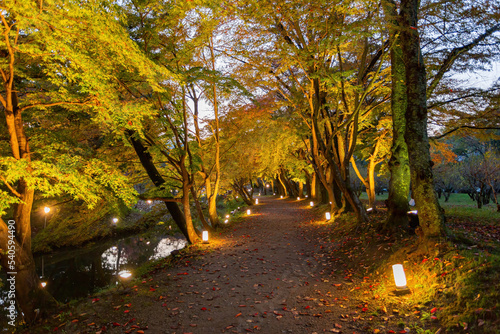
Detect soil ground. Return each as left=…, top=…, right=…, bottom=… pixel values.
left=24, top=197, right=439, bottom=334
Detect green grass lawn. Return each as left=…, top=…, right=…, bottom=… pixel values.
left=359, top=192, right=499, bottom=222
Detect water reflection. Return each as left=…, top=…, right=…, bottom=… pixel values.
left=0, top=233, right=186, bottom=313
left=36, top=234, right=186, bottom=302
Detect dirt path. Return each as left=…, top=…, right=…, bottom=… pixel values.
left=48, top=197, right=371, bottom=334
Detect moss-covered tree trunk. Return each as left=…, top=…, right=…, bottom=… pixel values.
left=400, top=0, right=446, bottom=240
left=383, top=0, right=411, bottom=231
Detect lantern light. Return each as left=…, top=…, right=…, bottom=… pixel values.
left=226, top=214, right=230, bottom=218
left=43, top=207, right=51, bottom=228
left=407, top=210, right=418, bottom=214
left=310, top=201, right=314, bottom=207
left=202, top=231, right=209, bottom=243
left=367, top=207, right=373, bottom=212
left=247, top=209, right=251, bottom=215
left=392, top=264, right=408, bottom=290
left=236, top=196, right=239, bottom=199
left=41, top=281, right=47, bottom=288
left=112, top=217, right=118, bottom=225
left=305, top=195, right=308, bottom=198
left=119, top=270, right=132, bottom=279
left=224, top=219, right=229, bottom=224
left=266, top=184, right=270, bottom=188
left=147, top=199, right=152, bottom=204
left=280, top=195, right=283, bottom=199
left=297, top=197, right=300, bottom=201
left=325, top=212, right=331, bottom=220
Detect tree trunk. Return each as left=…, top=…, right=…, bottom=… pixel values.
left=126, top=130, right=191, bottom=241
left=190, top=187, right=212, bottom=232
left=1, top=88, right=57, bottom=323
left=383, top=0, right=411, bottom=231
left=205, top=176, right=220, bottom=228
left=298, top=181, right=304, bottom=198
left=277, top=174, right=287, bottom=197
left=1, top=219, right=58, bottom=324
left=181, top=169, right=200, bottom=242
left=400, top=0, right=446, bottom=239
left=311, top=172, right=318, bottom=201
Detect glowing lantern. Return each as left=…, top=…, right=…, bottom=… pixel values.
left=367, top=207, right=373, bottom=212
left=41, top=281, right=47, bottom=288
left=297, top=197, right=300, bottom=201
left=44, top=207, right=50, bottom=213
left=226, top=214, right=230, bottom=218
left=392, top=264, right=407, bottom=290
left=310, top=201, right=314, bottom=207
left=112, top=217, right=118, bottom=225
left=147, top=200, right=152, bottom=204
left=407, top=210, right=418, bottom=214
left=325, top=212, right=331, bottom=220
left=119, top=270, right=132, bottom=279
left=202, top=231, right=209, bottom=243
left=255, top=198, right=259, bottom=204
left=224, top=219, right=229, bottom=224
left=247, top=209, right=251, bottom=215
left=280, top=195, right=283, bottom=199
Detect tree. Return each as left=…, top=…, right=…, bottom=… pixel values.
left=232, top=0, right=396, bottom=222
left=0, top=0, right=149, bottom=322
left=399, top=0, right=446, bottom=240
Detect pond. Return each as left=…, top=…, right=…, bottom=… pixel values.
left=0, top=232, right=186, bottom=327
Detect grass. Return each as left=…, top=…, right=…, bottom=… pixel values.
left=359, top=191, right=499, bottom=222
left=352, top=191, right=500, bottom=333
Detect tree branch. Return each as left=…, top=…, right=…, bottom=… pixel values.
left=427, top=23, right=500, bottom=98
left=431, top=126, right=500, bottom=140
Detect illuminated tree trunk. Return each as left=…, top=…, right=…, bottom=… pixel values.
left=190, top=187, right=212, bottom=232
left=181, top=164, right=200, bottom=242
left=383, top=0, right=411, bottom=231
left=0, top=90, right=57, bottom=323
left=311, top=172, right=318, bottom=200
left=400, top=0, right=446, bottom=239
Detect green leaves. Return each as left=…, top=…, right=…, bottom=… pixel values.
left=0, top=155, right=137, bottom=215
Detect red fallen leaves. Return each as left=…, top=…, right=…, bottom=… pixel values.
left=112, top=322, right=121, bottom=327
left=361, top=307, right=368, bottom=312
left=91, top=298, right=100, bottom=303
left=387, top=330, right=395, bottom=333
left=430, top=307, right=437, bottom=313
left=201, top=307, right=207, bottom=311
left=235, top=312, right=242, bottom=317
left=177, top=272, right=189, bottom=275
